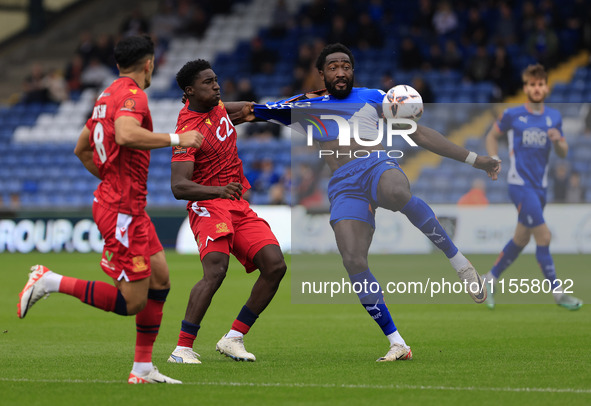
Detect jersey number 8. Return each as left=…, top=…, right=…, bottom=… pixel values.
left=93, top=123, right=107, bottom=163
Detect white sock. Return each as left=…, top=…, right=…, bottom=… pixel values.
left=226, top=329, right=243, bottom=339
left=174, top=345, right=192, bottom=352
left=449, top=251, right=470, bottom=272
left=386, top=331, right=407, bottom=348
left=43, top=271, right=63, bottom=293
left=132, top=362, right=153, bottom=375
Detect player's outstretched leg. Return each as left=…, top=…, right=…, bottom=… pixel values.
left=18, top=265, right=128, bottom=318
left=399, top=196, right=486, bottom=303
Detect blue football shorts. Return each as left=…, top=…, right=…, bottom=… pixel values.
left=508, top=184, right=546, bottom=227
left=327, top=152, right=405, bottom=228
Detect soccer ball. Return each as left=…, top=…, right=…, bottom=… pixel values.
left=382, top=85, right=423, bottom=121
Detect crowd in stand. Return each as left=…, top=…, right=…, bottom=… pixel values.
left=15, top=0, right=591, bottom=208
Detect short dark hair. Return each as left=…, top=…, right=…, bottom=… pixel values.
left=176, top=59, right=212, bottom=91
left=114, top=35, right=154, bottom=70
left=315, top=43, right=355, bottom=71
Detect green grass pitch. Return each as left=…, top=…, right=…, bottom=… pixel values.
left=1, top=252, right=590, bottom=405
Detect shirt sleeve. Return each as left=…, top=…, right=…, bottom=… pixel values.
left=496, top=108, right=512, bottom=133
left=114, top=90, right=150, bottom=124
left=171, top=146, right=197, bottom=162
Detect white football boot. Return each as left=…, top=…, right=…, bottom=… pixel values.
left=18, top=265, right=53, bottom=319
left=216, top=334, right=256, bottom=362
left=128, top=366, right=182, bottom=384
left=376, top=343, right=413, bottom=362
left=167, top=347, right=202, bottom=364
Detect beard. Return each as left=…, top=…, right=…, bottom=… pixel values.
left=325, top=76, right=353, bottom=99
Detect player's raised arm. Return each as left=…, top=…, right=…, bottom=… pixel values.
left=74, top=125, right=101, bottom=179
left=411, top=124, right=501, bottom=180
left=225, top=101, right=257, bottom=125
left=115, top=115, right=203, bottom=150
left=171, top=161, right=243, bottom=201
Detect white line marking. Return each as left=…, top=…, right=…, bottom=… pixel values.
left=0, top=377, right=590, bottom=393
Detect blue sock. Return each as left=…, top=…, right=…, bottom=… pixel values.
left=350, top=269, right=396, bottom=336
left=491, top=240, right=524, bottom=279
left=400, top=196, right=458, bottom=258
left=536, top=245, right=558, bottom=289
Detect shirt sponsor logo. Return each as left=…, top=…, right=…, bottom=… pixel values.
left=522, top=128, right=547, bottom=148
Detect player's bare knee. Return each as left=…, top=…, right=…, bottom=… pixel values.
left=126, top=297, right=147, bottom=315
left=380, top=184, right=411, bottom=211
left=262, top=258, right=287, bottom=283
left=341, top=255, right=368, bottom=275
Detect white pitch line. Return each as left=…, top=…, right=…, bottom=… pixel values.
left=0, top=377, right=590, bottom=394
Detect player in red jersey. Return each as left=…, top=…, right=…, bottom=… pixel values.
left=17, top=35, right=203, bottom=384
left=166, top=60, right=286, bottom=364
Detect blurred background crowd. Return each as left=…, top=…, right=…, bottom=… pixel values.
left=1, top=0, right=590, bottom=212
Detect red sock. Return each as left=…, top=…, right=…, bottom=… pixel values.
left=134, top=289, right=168, bottom=363
left=59, top=276, right=127, bottom=315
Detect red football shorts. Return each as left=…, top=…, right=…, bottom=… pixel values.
left=93, top=201, right=163, bottom=282
left=187, top=198, right=279, bottom=273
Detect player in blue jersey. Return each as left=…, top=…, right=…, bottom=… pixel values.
left=483, top=64, right=582, bottom=310
left=249, top=43, right=501, bottom=361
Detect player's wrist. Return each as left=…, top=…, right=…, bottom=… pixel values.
left=465, top=151, right=477, bottom=166
left=169, top=133, right=180, bottom=146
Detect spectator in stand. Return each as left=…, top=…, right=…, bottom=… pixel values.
left=552, top=161, right=569, bottom=203
left=237, top=78, right=258, bottom=103
left=269, top=0, right=291, bottom=38
left=75, top=31, right=95, bottom=66
left=463, top=6, right=488, bottom=46
left=425, top=43, right=443, bottom=70
left=81, top=57, right=114, bottom=91
left=250, top=37, right=277, bottom=74
left=120, top=6, right=150, bottom=37
left=93, top=34, right=116, bottom=71
left=356, top=12, right=383, bottom=49
left=150, top=0, right=180, bottom=45
left=326, top=15, right=354, bottom=49
left=494, top=2, right=517, bottom=46
left=465, top=45, right=491, bottom=82
left=441, top=40, right=462, bottom=71
left=490, top=46, right=516, bottom=99
left=526, top=15, right=559, bottom=68
left=432, top=1, right=458, bottom=37
left=398, top=38, right=423, bottom=71
left=65, top=53, right=85, bottom=94
left=411, top=76, right=433, bottom=103
left=457, top=178, right=489, bottom=206
left=179, top=5, right=209, bottom=39
left=380, top=72, right=395, bottom=91
left=413, top=0, right=434, bottom=35
left=565, top=172, right=585, bottom=203
left=45, top=69, right=69, bottom=103
left=22, top=62, right=49, bottom=103
left=222, top=78, right=238, bottom=102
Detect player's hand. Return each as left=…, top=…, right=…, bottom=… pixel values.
left=178, top=130, right=204, bottom=149
left=548, top=128, right=561, bottom=142
left=218, top=182, right=243, bottom=200
left=241, top=102, right=256, bottom=122
left=474, top=155, right=501, bottom=180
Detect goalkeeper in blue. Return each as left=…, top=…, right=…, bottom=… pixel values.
left=484, top=64, right=583, bottom=311
left=247, top=43, right=500, bottom=361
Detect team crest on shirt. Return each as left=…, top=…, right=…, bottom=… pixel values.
left=216, top=222, right=230, bottom=233
left=132, top=256, right=148, bottom=272
left=122, top=98, right=136, bottom=111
